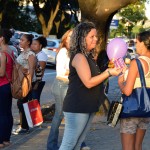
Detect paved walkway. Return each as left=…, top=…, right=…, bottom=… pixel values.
left=3, top=77, right=150, bottom=150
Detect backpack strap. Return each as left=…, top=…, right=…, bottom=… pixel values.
left=2, top=50, right=15, bottom=83
left=2, top=50, right=15, bottom=63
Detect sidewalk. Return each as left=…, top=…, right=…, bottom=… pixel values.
left=3, top=77, right=150, bottom=150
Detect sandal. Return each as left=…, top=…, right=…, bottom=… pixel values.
left=3, top=141, right=12, bottom=146
left=0, top=144, right=4, bottom=149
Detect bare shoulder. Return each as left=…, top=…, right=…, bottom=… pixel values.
left=28, top=53, right=36, bottom=59
left=73, top=53, right=86, bottom=61
left=129, top=59, right=138, bottom=72
left=72, top=53, right=87, bottom=67
left=130, top=59, right=137, bottom=66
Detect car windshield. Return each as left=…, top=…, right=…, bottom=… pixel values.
left=128, top=49, right=133, bottom=53
left=47, top=41, right=56, bottom=47
left=14, top=33, right=23, bottom=39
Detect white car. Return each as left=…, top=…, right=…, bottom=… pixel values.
left=28, top=31, right=40, bottom=38
left=124, top=47, right=138, bottom=65
left=42, top=38, right=61, bottom=66
left=9, top=45, right=19, bottom=58
left=127, top=46, right=138, bottom=59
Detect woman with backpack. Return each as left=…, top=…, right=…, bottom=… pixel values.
left=13, top=34, right=36, bottom=134
left=0, top=29, right=14, bottom=148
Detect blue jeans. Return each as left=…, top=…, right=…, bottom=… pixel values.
left=47, top=79, right=68, bottom=150
left=59, top=112, right=95, bottom=150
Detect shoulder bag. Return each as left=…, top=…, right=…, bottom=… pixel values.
left=120, top=58, right=150, bottom=118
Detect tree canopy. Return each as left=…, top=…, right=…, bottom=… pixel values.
left=110, top=1, right=147, bottom=38
left=0, top=0, right=149, bottom=40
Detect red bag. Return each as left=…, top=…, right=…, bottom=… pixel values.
left=23, top=100, right=43, bottom=128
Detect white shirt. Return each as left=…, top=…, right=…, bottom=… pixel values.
left=36, top=51, right=48, bottom=63
left=33, top=51, right=48, bottom=81
left=56, top=47, right=70, bottom=79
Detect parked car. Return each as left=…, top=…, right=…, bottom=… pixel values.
left=126, top=46, right=138, bottom=60
left=42, top=38, right=61, bottom=66
left=28, top=31, right=40, bottom=38
left=9, top=45, right=19, bottom=58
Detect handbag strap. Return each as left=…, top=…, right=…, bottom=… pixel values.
left=135, top=59, right=146, bottom=87
left=1, top=51, right=15, bottom=83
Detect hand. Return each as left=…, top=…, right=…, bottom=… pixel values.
left=125, top=58, right=131, bottom=65
left=121, top=65, right=128, bottom=74
left=108, top=60, right=115, bottom=68
left=22, top=67, right=29, bottom=75
left=108, top=68, right=122, bottom=76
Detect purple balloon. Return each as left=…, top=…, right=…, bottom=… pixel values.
left=107, top=38, right=127, bottom=60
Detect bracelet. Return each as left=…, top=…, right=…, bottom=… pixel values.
left=107, top=70, right=112, bottom=77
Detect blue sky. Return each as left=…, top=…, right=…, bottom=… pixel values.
left=145, top=2, right=150, bottom=19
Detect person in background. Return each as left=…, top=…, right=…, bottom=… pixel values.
left=31, top=36, right=48, bottom=103
left=13, top=34, right=36, bottom=134
left=118, top=31, right=150, bottom=150
left=59, top=22, right=121, bottom=150
left=47, top=29, right=72, bottom=150
left=47, top=29, right=90, bottom=150
left=0, top=29, right=13, bottom=148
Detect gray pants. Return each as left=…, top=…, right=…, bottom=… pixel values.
left=47, top=79, right=68, bottom=150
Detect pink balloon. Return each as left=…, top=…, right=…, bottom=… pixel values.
left=107, top=38, right=127, bottom=60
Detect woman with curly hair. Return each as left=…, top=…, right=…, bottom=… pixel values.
left=47, top=29, right=73, bottom=150
left=59, top=22, right=122, bottom=150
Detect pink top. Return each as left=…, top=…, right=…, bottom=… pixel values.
left=0, top=51, right=14, bottom=86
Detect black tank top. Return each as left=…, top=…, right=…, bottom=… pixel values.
left=63, top=53, right=106, bottom=113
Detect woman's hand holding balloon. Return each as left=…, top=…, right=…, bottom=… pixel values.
left=107, top=67, right=122, bottom=77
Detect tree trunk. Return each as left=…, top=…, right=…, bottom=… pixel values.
left=54, top=11, right=65, bottom=34
left=32, top=0, right=60, bottom=37
left=0, top=0, right=8, bottom=29
left=0, top=12, right=2, bottom=28
left=79, top=0, right=138, bottom=52
left=78, top=0, right=138, bottom=120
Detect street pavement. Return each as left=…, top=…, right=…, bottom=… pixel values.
left=3, top=76, right=150, bottom=150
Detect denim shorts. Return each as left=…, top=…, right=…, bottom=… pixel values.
left=120, top=117, right=150, bottom=134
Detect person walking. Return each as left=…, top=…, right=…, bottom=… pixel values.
left=13, top=34, right=36, bottom=134
left=47, top=29, right=72, bottom=150
left=118, top=31, right=150, bottom=150
left=0, top=29, right=14, bottom=148
left=59, top=22, right=121, bottom=150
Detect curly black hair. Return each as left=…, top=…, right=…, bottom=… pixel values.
left=69, top=21, right=96, bottom=56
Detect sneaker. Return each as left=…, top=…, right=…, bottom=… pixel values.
left=12, top=127, right=21, bottom=135
left=81, top=146, right=91, bottom=150
left=81, top=142, right=90, bottom=150
left=0, top=144, right=5, bottom=148
left=12, top=127, right=30, bottom=135
left=3, top=141, right=12, bottom=146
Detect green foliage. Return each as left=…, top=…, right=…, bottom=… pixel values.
left=119, top=1, right=147, bottom=23
left=0, top=0, right=79, bottom=36
left=0, top=0, right=41, bottom=32
left=110, top=1, right=148, bottom=38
